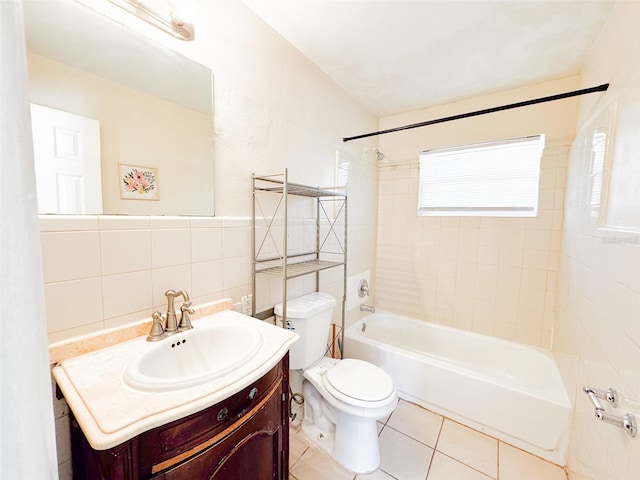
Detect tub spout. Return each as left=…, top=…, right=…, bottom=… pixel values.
left=360, top=304, right=375, bottom=313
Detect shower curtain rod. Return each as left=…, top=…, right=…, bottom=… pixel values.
left=343, top=83, right=609, bottom=142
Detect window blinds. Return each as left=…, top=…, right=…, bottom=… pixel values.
left=418, top=135, right=544, bottom=217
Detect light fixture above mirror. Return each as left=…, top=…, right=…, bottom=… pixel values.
left=107, top=0, right=195, bottom=41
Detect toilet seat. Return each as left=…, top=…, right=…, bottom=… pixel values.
left=321, top=359, right=395, bottom=408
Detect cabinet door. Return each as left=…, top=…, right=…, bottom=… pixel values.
left=163, top=382, right=285, bottom=480
left=71, top=417, right=139, bottom=480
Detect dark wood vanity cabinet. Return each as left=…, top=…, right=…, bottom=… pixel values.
left=70, top=355, right=289, bottom=480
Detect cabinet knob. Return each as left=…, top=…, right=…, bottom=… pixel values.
left=216, top=387, right=259, bottom=423
left=217, top=408, right=228, bottom=422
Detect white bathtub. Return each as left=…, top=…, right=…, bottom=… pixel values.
left=344, top=312, right=572, bottom=465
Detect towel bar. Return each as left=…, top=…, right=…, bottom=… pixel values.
left=583, top=386, right=637, bottom=438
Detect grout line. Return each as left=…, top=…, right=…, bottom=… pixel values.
left=497, top=440, right=568, bottom=480
left=382, top=423, right=439, bottom=449
left=424, top=417, right=445, bottom=479
left=432, top=417, right=498, bottom=479
left=377, top=467, right=400, bottom=480
left=288, top=444, right=309, bottom=471
left=434, top=451, right=495, bottom=479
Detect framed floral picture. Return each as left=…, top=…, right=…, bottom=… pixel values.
left=119, top=164, right=159, bottom=201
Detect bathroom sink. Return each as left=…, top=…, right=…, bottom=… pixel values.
left=123, top=323, right=263, bottom=392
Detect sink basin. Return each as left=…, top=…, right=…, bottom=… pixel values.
left=123, top=323, right=263, bottom=392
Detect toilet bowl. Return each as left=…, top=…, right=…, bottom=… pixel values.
left=275, top=292, right=398, bottom=473
left=302, top=356, right=397, bottom=472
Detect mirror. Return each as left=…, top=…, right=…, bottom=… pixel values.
left=23, top=0, right=214, bottom=215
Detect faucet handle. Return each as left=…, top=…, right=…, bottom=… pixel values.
left=358, top=279, right=369, bottom=298
left=178, top=301, right=195, bottom=331
left=147, top=311, right=166, bottom=341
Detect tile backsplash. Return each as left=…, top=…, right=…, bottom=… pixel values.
left=40, top=215, right=246, bottom=343
left=40, top=214, right=346, bottom=344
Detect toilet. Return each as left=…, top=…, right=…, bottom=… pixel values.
left=275, top=292, right=397, bottom=474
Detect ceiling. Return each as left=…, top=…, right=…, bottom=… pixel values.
left=242, top=0, right=616, bottom=117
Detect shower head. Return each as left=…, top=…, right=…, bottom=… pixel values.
left=364, top=146, right=387, bottom=162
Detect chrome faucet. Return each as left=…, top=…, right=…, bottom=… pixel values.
left=360, top=304, right=375, bottom=313
left=147, top=289, right=195, bottom=341
left=358, top=279, right=369, bottom=298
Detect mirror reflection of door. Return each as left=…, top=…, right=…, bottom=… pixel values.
left=30, top=104, right=102, bottom=214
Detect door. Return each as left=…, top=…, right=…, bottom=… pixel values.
left=30, top=104, right=102, bottom=214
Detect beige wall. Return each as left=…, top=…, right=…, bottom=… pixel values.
left=28, top=52, right=215, bottom=216
left=375, top=77, right=579, bottom=347
left=554, top=2, right=640, bottom=479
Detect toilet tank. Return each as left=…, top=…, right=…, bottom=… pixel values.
left=274, top=292, right=336, bottom=370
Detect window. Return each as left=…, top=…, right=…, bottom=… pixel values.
left=335, top=150, right=350, bottom=188
left=418, top=135, right=544, bottom=217
left=589, top=129, right=606, bottom=218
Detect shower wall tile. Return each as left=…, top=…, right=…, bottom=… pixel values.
left=375, top=149, right=567, bottom=348
left=553, top=4, right=640, bottom=480
left=523, top=249, right=549, bottom=269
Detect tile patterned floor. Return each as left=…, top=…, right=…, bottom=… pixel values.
left=289, top=399, right=567, bottom=480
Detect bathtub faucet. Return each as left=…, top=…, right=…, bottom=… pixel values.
left=360, top=304, right=375, bottom=313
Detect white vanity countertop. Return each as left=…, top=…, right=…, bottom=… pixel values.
left=52, top=309, right=298, bottom=450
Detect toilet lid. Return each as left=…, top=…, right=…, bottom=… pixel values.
left=322, top=359, right=395, bottom=403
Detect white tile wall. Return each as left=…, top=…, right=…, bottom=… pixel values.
left=44, top=278, right=104, bottom=332
left=100, top=229, right=152, bottom=275
left=41, top=231, right=102, bottom=282
left=151, top=228, right=191, bottom=268
left=553, top=3, right=640, bottom=479
left=41, top=215, right=236, bottom=343
left=41, top=214, right=351, bottom=343
left=555, top=162, right=640, bottom=479
left=375, top=147, right=568, bottom=348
